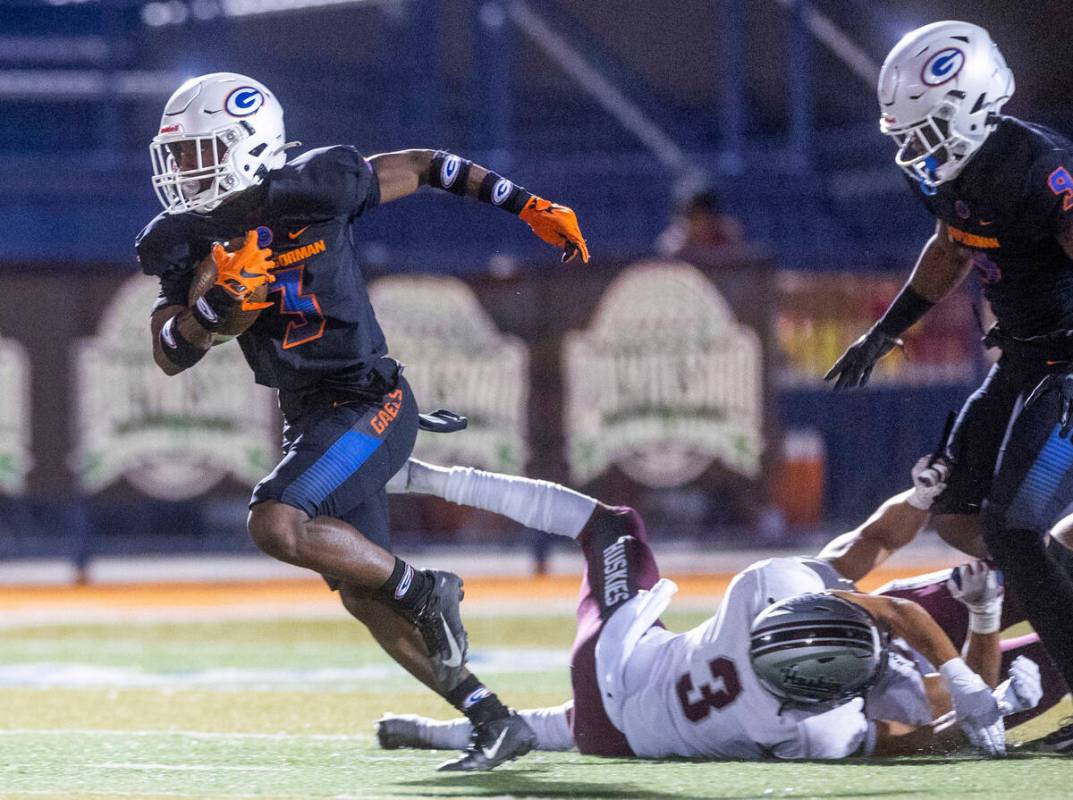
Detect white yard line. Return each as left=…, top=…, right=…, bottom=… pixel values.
left=0, top=729, right=367, bottom=741
left=88, top=764, right=283, bottom=772
left=4, top=792, right=316, bottom=800
left=0, top=647, right=568, bottom=689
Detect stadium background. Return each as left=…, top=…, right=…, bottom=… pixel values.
left=3, top=0, right=1049, bottom=574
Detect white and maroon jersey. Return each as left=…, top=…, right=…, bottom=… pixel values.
left=599, top=557, right=876, bottom=759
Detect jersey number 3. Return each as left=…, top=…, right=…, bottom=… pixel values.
left=269, top=265, right=325, bottom=349
left=1048, top=166, right=1073, bottom=212
left=676, top=657, right=742, bottom=722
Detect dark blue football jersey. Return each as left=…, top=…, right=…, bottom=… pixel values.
left=136, top=146, right=388, bottom=409
left=906, top=117, right=1073, bottom=337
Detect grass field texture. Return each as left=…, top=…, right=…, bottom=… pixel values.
left=0, top=581, right=1068, bottom=800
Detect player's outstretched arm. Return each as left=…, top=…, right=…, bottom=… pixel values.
left=369, top=149, right=589, bottom=263
left=818, top=457, right=948, bottom=582
left=836, top=591, right=1006, bottom=756
left=388, top=459, right=599, bottom=539
left=947, top=561, right=1004, bottom=687
left=825, top=221, right=973, bottom=390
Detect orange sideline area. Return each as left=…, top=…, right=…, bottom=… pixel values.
left=0, top=566, right=939, bottom=612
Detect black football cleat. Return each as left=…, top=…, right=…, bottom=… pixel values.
left=437, top=712, right=536, bottom=772
left=375, top=714, right=432, bottom=750
left=412, top=570, right=469, bottom=689
left=1022, top=717, right=1073, bottom=754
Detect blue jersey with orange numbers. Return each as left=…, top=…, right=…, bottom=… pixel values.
left=136, top=146, right=388, bottom=408
left=905, top=117, right=1073, bottom=337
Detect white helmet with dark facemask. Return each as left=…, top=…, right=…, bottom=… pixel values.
left=750, top=592, right=888, bottom=706
left=878, top=21, right=1014, bottom=191
left=150, top=72, right=288, bottom=214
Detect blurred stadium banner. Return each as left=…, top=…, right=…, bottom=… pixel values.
left=370, top=275, right=531, bottom=475
left=72, top=274, right=278, bottom=501
left=0, top=255, right=776, bottom=541
left=0, top=255, right=985, bottom=553
left=0, top=335, right=31, bottom=494
left=563, top=261, right=763, bottom=488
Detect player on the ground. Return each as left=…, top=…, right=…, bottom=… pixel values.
left=375, top=458, right=1046, bottom=759
left=824, top=21, right=1073, bottom=748
left=137, top=72, right=589, bottom=771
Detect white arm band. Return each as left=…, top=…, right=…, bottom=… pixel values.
left=407, top=459, right=597, bottom=538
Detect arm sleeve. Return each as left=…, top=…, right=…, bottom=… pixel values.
left=773, top=698, right=872, bottom=760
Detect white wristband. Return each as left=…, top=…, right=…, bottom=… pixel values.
left=906, top=489, right=932, bottom=510
left=939, top=657, right=974, bottom=688
left=968, top=608, right=1002, bottom=635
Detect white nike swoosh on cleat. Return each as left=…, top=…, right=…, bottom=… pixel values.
left=440, top=614, right=463, bottom=668
left=481, top=728, right=509, bottom=761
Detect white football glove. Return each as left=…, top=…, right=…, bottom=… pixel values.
left=994, top=656, right=1043, bottom=716
left=941, top=657, right=1006, bottom=757
left=907, top=456, right=951, bottom=510
left=946, top=561, right=1004, bottom=634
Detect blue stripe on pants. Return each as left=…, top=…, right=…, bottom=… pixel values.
left=280, top=429, right=383, bottom=512
left=1007, top=425, right=1073, bottom=530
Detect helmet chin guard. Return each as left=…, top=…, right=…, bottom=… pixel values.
left=150, top=72, right=288, bottom=214
left=878, top=21, right=1014, bottom=189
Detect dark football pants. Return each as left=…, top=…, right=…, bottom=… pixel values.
left=981, top=373, right=1073, bottom=691
left=251, top=376, right=419, bottom=565
left=933, top=357, right=1048, bottom=516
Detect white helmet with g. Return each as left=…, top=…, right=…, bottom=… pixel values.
left=150, top=72, right=288, bottom=214
left=878, top=21, right=1014, bottom=190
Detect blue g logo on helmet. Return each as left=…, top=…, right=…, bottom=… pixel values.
left=921, top=48, right=965, bottom=87
left=225, top=86, right=265, bottom=117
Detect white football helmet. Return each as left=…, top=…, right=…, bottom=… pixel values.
left=878, top=21, right=1014, bottom=189
left=150, top=72, right=288, bottom=214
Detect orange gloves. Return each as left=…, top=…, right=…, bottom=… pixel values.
left=212, top=230, right=276, bottom=310
left=519, top=196, right=590, bottom=263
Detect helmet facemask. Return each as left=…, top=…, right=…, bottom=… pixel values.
left=150, top=123, right=253, bottom=214
left=881, top=97, right=978, bottom=191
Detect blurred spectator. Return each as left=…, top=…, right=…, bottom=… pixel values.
left=656, top=189, right=745, bottom=257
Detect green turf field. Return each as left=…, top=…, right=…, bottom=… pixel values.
left=0, top=609, right=1068, bottom=799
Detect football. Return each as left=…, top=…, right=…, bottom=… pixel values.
left=187, top=237, right=271, bottom=344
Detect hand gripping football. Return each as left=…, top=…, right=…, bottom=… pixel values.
left=187, top=236, right=272, bottom=343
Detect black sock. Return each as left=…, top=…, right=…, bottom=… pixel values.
left=445, top=674, right=510, bottom=726
left=377, top=557, right=431, bottom=612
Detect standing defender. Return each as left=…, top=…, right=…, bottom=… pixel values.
left=137, top=72, right=589, bottom=771
left=825, top=21, right=1073, bottom=747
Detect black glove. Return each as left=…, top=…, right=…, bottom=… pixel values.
left=824, top=329, right=903, bottom=390
left=418, top=409, right=468, bottom=433
left=1025, top=372, right=1073, bottom=438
